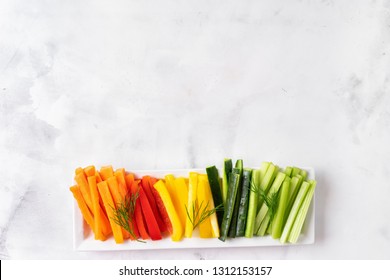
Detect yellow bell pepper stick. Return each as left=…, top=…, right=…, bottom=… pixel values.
left=153, top=180, right=183, bottom=241
left=197, top=175, right=213, bottom=238
left=185, top=172, right=198, bottom=237
left=202, top=175, right=220, bottom=238
left=173, top=177, right=188, bottom=229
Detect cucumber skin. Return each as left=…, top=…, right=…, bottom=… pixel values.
left=206, top=166, right=224, bottom=227
left=219, top=170, right=240, bottom=242
left=236, top=168, right=252, bottom=237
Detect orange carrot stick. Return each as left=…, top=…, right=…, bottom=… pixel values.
left=84, top=165, right=96, bottom=177
left=100, top=165, right=114, bottom=181
left=87, top=176, right=104, bottom=240
left=125, top=173, right=135, bottom=193
left=75, top=167, right=84, bottom=175
left=87, top=175, right=113, bottom=240
left=70, top=185, right=96, bottom=236
left=106, top=177, right=131, bottom=239
left=74, top=172, right=93, bottom=211
left=114, top=168, right=128, bottom=198
left=97, top=181, right=124, bottom=244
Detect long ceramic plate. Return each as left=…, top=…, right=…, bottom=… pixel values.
left=73, top=168, right=315, bottom=251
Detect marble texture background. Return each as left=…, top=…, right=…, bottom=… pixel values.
left=1, top=0, right=389, bottom=259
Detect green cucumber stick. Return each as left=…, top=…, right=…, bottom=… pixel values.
left=280, top=181, right=311, bottom=243
left=288, top=180, right=316, bottom=243
left=283, top=174, right=303, bottom=226
left=254, top=172, right=286, bottom=234
left=236, top=168, right=252, bottom=237
left=219, top=169, right=240, bottom=242
left=271, top=177, right=291, bottom=239
left=222, top=158, right=232, bottom=206
left=228, top=160, right=244, bottom=237
left=206, top=165, right=224, bottom=227
left=257, top=163, right=278, bottom=211
left=244, top=169, right=261, bottom=238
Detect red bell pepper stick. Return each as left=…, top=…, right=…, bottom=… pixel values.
left=141, top=176, right=167, bottom=233
left=139, top=184, right=162, bottom=240
left=130, top=180, right=149, bottom=240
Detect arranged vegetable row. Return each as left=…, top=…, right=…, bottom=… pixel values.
left=209, top=159, right=316, bottom=243
left=70, top=160, right=316, bottom=244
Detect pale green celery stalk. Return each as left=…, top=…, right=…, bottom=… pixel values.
left=283, top=174, right=303, bottom=227
left=271, top=177, right=291, bottom=239
left=257, top=214, right=270, bottom=236
left=291, top=167, right=301, bottom=177
left=299, top=169, right=307, bottom=181
left=288, top=180, right=316, bottom=243
left=259, top=162, right=270, bottom=184
left=284, top=167, right=293, bottom=177
left=280, top=181, right=311, bottom=243
left=254, top=172, right=286, bottom=234
left=257, top=163, right=278, bottom=212
left=244, top=169, right=260, bottom=238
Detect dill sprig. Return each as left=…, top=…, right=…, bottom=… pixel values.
left=185, top=199, right=223, bottom=230
left=110, top=189, right=145, bottom=242
left=250, top=180, right=279, bottom=221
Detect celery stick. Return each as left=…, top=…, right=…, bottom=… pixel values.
left=288, top=180, right=316, bottom=243
left=257, top=163, right=278, bottom=211
left=271, top=177, right=291, bottom=239
left=222, top=159, right=232, bottom=206
left=244, top=169, right=260, bottom=238
left=257, top=214, right=270, bottom=236
left=254, top=172, right=286, bottom=234
left=291, top=167, right=301, bottom=177
left=284, top=167, right=293, bottom=177
left=299, top=169, right=307, bottom=181
left=280, top=181, right=311, bottom=243
left=259, top=162, right=270, bottom=183
left=283, top=174, right=303, bottom=227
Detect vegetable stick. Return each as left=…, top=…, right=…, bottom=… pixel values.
left=185, top=172, right=198, bottom=238
left=124, top=173, right=134, bottom=194
left=70, top=185, right=96, bottom=236
left=87, top=175, right=104, bottom=240
left=74, top=172, right=93, bottom=211
left=114, top=168, right=128, bottom=199
left=154, top=180, right=183, bottom=241
left=139, top=184, right=162, bottom=240
left=141, top=176, right=167, bottom=233
left=100, top=165, right=114, bottom=181
left=130, top=180, right=149, bottom=240
left=97, top=181, right=124, bottom=244
left=173, top=177, right=188, bottom=230
left=84, top=165, right=96, bottom=177
left=197, top=175, right=213, bottom=238
left=75, top=167, right=84, bottom=175
left=106, top=176, right=131, bottom=239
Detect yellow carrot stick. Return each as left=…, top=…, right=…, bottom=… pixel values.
left=97, top=181, right=124, bottom=244
left=70, top=185, right=96, bottom=236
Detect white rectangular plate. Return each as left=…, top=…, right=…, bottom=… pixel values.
left=74, top=168, right=315, bottom=251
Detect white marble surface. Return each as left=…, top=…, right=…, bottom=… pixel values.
left=1, top=0, right=390, bottom=259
